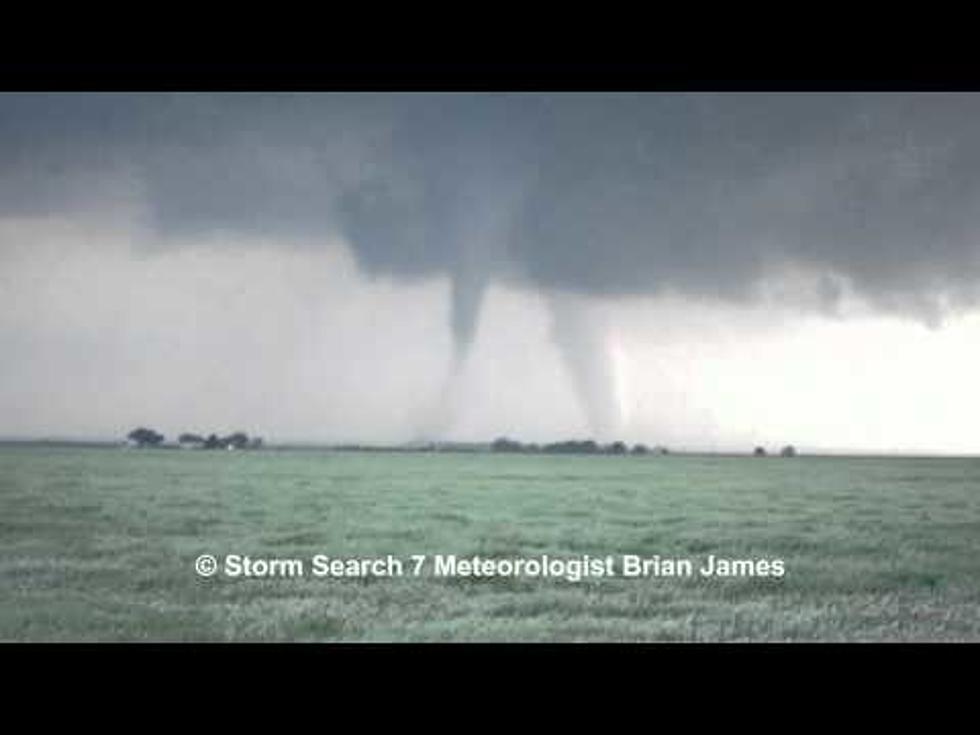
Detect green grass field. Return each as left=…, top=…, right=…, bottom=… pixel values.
left=2, top=446, right=979, bottom=641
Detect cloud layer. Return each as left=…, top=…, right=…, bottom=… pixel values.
left=4, top=93, right=980, bottom=325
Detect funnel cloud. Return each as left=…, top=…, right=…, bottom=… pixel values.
left=547, top=291, right=622, bottom=439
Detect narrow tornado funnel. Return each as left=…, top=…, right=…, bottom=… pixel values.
left=547, top=290, right=622, bottom=441
left=449, top=253, right=489, bottom=369
left=421, top=168, right=522, bottom=440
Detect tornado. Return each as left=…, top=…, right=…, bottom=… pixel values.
left=449, top=250, right=489, bottom=369
left=422, top=167, right=522, bottom=439
left=547, top=291, right=622, bottom=440
left=415, top=261, right=487, bottom=442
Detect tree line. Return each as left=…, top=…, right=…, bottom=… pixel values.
left=491, top=437, right=667, bottom=456
left=126, top=427, right=263, bottom=450
left=492, top=437, right=798, bottom=457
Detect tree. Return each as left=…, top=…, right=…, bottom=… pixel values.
left=541, top=439, right=600, bottom=454
left=491, top=437, right=523, bottom=453
left=780, top=445, right=797, bottom=457
left=607, top=441, right=627, bottom=455
left=178, top=433, right=204, bottom=445
left=753, top=446, right=767, bottom=457
left=222, top=432, right=250, bottom=450
left=127, top=427, right=164, bottom=447
left=631, top=444, right=649, bottom=455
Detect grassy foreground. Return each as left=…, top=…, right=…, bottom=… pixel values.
left=1, top=446, right=979, bottom=641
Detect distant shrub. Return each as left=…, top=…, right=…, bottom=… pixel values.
left=223, top=432, right=250, bottom=450
left=127, top=427, right=164, bottom=447
left=491, top=437, right=524, bottom=453
left=542, top=439, right=599, bottom=454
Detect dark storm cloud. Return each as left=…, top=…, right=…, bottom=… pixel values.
left=4, top=92, right=980, bottom=326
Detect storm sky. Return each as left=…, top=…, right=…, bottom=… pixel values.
left=2, top=92, right=980, bottom=453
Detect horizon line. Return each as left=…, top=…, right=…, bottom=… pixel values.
left=1, top=435, right=979, bottom=460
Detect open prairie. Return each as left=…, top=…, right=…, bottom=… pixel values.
left=2, top=446, right=979, bottom=641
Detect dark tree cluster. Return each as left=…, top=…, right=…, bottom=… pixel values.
left=126, top=428, right=263, bottom=450
left=126, top=427, right=165, bottom=447
left=491, top=437, right=663, bottom=456
left=490, top=437, right=524, bottom=453
left=543, top=439, right=600, bottom=454
left=183, top=431, right=263, bottom=450
left=754, top=445, right=799, bottom=457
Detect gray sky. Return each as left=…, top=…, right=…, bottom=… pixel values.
left=2, top=92, right=980, bottom=453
